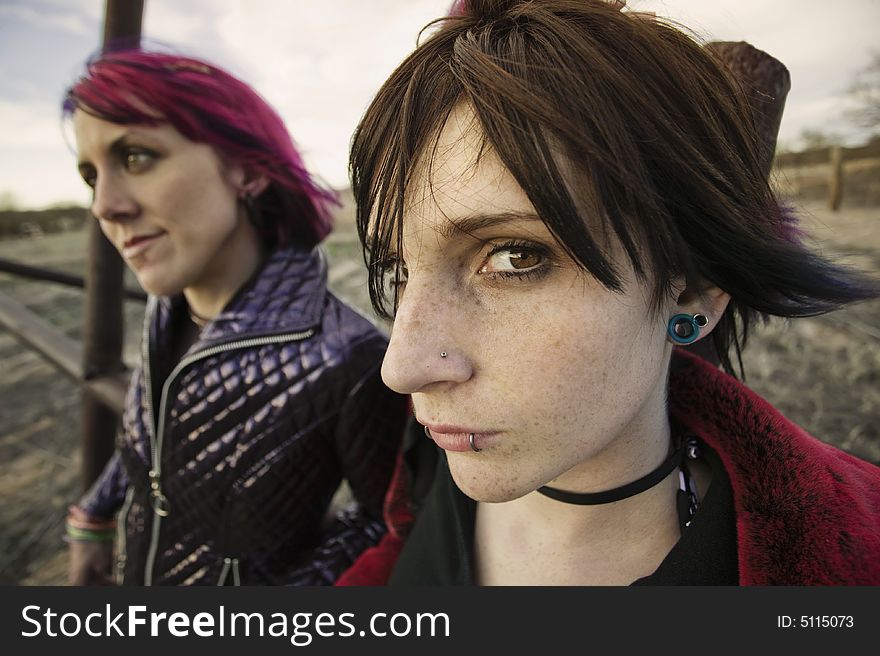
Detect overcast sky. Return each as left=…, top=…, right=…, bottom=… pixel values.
left=1, top=0, right=877, bottom=209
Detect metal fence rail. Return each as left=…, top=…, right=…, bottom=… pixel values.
left=0, top=289, right=129, bottom=415
left=0, top=258, right=147, bottom=302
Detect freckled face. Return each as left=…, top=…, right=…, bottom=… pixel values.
left=73, top=110, right=257, bottom=298
left=380, top=105, right=677, bottom=503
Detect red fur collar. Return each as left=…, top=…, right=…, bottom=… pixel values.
left=338, top=349, right=880, bottom=585
left=669, top=349, right=880, bottom=584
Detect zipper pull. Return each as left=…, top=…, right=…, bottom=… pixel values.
left=148, top=469, right=170, bottom=516
left=115, top=552, right=126, bottom=584
left=217, top=557, right=241, bottom=586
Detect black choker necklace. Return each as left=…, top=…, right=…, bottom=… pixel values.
left=537, top=441, right=684, bottom=505
left=537, top=437, right=702, bottom=533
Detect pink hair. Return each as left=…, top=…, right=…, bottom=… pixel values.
left=63, top=49, right=337, bottom=248
left=448, top=0, right=469, bottom=15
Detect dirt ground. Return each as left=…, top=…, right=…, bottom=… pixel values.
left=1, top=197, right=878, bottom=585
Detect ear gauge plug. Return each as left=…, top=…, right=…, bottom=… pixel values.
left=667, top=313, right=708, bottom=345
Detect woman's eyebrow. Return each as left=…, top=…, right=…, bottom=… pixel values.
left=76, top=133, right=138, bottom=168
left=438, top=211, right=542, bottom=238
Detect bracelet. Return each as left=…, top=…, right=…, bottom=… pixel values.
left=67, top=504, right=116, bottom=531
left=66, top=517, right=116, bottom=531
left=65, top=524, right=116, bottom=543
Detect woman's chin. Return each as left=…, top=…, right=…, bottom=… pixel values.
left=134, top=275, right=182, bottom=299
left=132, top=267, right=183, bottom=296
left=447, top=461, right=534, bottom=504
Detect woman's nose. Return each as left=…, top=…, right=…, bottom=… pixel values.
left=90, top=173, right=138, bottom=223
left=380, top=278, right=473, bottom=394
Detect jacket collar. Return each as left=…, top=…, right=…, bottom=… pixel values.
left=669, top=348, right=880, bottom=585
left=155, top=246, right=327, bottom=348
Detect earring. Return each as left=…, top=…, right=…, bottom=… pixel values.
left=667, top=313, right=709, bottom=345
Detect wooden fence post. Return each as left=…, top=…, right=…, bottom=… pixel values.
left=828, top=145, right=844, bottom=211
left=705, top=41, right=790, bottom=179
left=696, top=41, right=789, bottom=368
left=79, top=0, right=144, bottom=492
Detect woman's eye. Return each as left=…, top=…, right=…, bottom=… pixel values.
left=382, top=263, right=408, bottom=290
left=123, top=148, right=155, bottom=172
left=378, top=256, right=408, bottom=296
left=379, top=261, right=408, bottom=313
left=480, top=244, right=546, bottom=275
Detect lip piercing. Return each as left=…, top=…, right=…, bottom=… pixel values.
left=440, top=351, right=448, bottom=358
left=425, top=425, right=482, bottom=453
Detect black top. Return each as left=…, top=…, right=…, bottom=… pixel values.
left=389, top=424, right=739, bottom=585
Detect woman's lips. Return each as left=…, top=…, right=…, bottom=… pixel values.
left=423, top=424, right=497, bottom=452
left=121, top=232, right=163, bottom=259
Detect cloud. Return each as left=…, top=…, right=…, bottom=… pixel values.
left=6, top=0, right=879, bottom=208
left=0, top=99, right=68, bottom=149
left=209, top=0, right=450, bottom=186
left=0, top=148, right=89, bottom=209
left=143, top=0, right=224, bottom=51
left=134, top=0, right=451, bottom=187
left=0, top=3, right=91, bottom=36
left=39, top=0, right=103, bottom=23
left=0, top=98, right=89, bottom=207
left=634, top=0, right=880, bottom=147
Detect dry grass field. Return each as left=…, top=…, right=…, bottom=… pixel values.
left=0, top=195, right=878, bottom=585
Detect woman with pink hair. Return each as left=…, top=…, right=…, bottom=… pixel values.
left=63, top=49, right=405, bottom=586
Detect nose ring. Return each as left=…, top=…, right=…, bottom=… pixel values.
left=440, top=351, right=448, bottom=358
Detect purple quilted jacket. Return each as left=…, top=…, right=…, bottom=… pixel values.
left=79, top=246, right=406, bottom=585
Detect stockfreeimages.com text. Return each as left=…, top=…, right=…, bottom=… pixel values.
left=21, top=604, right=450, bottom=646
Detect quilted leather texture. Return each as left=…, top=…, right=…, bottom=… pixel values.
left=79, top=246, right=406, bottom=585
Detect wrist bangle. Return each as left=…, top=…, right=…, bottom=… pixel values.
left=65, top=524, right=115, bottom=542
left=67, top=504, right=115, bottom=531
left=67, top=516, right=116, bottom=531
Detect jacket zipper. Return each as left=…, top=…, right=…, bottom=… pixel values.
left=115, top=486, right=135, bottom=584
left=217, top=557, right=241, bottom=586
left=141, top=307, right=314, bottom=585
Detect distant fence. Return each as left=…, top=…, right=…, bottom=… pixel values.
left=773, top=141, right=880, bottom=210
left=0, top=207, right=88, bottom=240
left=774, top=141, right=880, bottom=168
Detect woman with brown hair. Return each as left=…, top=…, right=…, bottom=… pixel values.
left=337, top=0, right=880, bottom=585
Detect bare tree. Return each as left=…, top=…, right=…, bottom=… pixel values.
left=846, top=51, right=880, bottom=131
left=798, top=128, right=842, bottom=150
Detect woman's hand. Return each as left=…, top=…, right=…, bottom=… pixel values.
left=68, top=539, right=115, bottom=586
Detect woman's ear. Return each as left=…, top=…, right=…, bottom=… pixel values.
left=238, top=173, right=269, bottom=199
left=673, top=280, right=731, bottom=342
left=227, top=163, right=270, bottom=199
